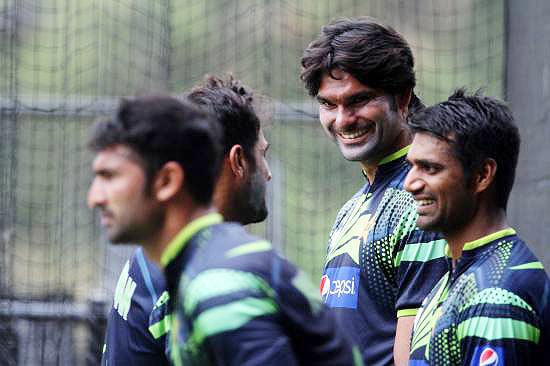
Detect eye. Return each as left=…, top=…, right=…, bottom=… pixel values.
left=421, top=163, right=441, bottom=174
left=318, top=99, right=336, bottom=110
left=348, top=97, right=370, bottom=108
left=96, top=169, right=114, bottom=179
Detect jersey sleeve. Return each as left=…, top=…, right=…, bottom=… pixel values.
left=171, top=247, right=361, bottom=366
left=102, top=250, right=170, bottom=366
left=456, top=287, right=543, bottom=365
left=392, top=204, right=448, bottom=318
left=172, top=265, right=300, bottom=366
left=270, top=254, right=362, bottom=366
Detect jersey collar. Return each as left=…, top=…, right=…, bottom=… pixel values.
left=361, top=145, right=410, bottom=180
left=445, top=227, right=517, bottom=258
left=160, top=212, right=223, bottom=268
left=379, top=145, right=410, bottom=166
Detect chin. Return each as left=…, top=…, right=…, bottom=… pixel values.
left=415, top=217, right=438, bottom=232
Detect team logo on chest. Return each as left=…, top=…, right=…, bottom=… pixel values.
left=326, top=193, right=376, bottom=266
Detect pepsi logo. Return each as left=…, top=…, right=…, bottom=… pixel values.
left=320, top=274, right=330, bottom=299
left=479, top=347, right=499, bottom=366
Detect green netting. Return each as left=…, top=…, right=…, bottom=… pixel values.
left=0, top=0, right=505, bottom=364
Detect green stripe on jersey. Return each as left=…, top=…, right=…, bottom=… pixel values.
left=352, top=346, right=365, bottom=366
left=394, top=239, right=447, bottom=267
left=149, top=314, right=173, bottom=339
left=397, top=308, right=419, bottom=318
left=461, top=287, right=534, bottom=313
left=292, top=270, right=323, bottom=315
left=153, top=290, right=169, bottom=310
left=225, top=240, right=272, bottom=258
left=457, top=316, right=540, bottom=343
left=184, top=269, right=274, bottom=316
left=510, top=261, right=545, bottom=270
left=190, top=297, right=278, bottom=345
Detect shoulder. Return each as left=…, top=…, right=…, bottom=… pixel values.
left=460, top=237, right=549, bottom=321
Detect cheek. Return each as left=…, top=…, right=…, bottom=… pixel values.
left=112, top=178, right=144, bottom=203
left=364, top=102, right=395, bottom=125
left=318, top=110, right=334, bottom=130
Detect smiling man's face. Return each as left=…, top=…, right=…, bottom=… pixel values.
left=404, top=132, right=475, bottom=235
left=316, top=69, right=406, bottom=165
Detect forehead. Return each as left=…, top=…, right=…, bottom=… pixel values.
left=408, top=132, right=455, bottom=162
left=92, top=145, right=142, bottom=171
left=317, top=69, right=374, bottom=98
left=255, top=129, right=268, bottom=149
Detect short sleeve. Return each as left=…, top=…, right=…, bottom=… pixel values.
left=393, top=205, right=448, bottom=317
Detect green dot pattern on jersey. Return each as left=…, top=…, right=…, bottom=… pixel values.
left=361, top=188, right=416, bottom=307
left=486, top=241, right=513, bottom=285
left=429, top=273, right=477, bottom=364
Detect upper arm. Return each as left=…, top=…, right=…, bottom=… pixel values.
left=174, top=267, right=297, bottom=366
left=394, top=316, right=415, bottom=366
left=393, top=206, right=448, bottom=316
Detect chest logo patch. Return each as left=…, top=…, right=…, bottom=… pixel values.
left=320, top=266, right=360, bottom=308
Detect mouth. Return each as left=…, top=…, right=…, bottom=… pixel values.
left=415, top=198, right=436, bottom=214
left=99, top=210, right=114, bottom=226
left=336, top=124, right=374, bottom=142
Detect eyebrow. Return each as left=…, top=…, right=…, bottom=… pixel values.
left=316, top=91, right=376, bottom=106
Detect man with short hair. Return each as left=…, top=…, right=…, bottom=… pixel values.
left=301, top=17, right=448, bottom=365
left=100, top=76, right=272, bottom=365
left=405, top=89, right=550, bottom=365
left=90, top=95, right=359, bottom=365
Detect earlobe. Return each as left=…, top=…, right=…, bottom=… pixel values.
left=475, top=158, right=497, bottom=193
left=228, top=145, right=247, bottom=179
left=155, top=162, right=184, bottom=202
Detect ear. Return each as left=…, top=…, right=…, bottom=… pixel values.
left=228, top=144, right=249, bottom=179
left=395, top=88, right=412, bottom=118
left=153, top=161, right=185, bottom=202
left=473, top=158, right=497, bottom=194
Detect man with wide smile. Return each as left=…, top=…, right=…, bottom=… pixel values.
left=406, top=89, right=550, bottom=365
left=301, top=17, right=448, bottom=365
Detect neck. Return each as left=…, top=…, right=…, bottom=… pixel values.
left=142, top=204, right=216, bottom=266
left=445, top=206, right=508, bottom=264
left=360, top=128, right=411, bottom=184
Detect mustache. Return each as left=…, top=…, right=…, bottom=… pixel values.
left=95, top=205, right=114, bottom=219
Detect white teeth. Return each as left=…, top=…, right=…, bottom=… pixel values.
left=339, top=127, right=371, bottom=139
left=417, top=199, right=435, bottom=207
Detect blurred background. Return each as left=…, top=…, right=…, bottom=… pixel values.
left=0, top=0, right=548, bottom=364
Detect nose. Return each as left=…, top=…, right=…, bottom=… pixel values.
left=404, top=167, right=423, bottom=195
left=87, top=178, right=105, bottom=209
left=335, top=106, right=357, bottom=129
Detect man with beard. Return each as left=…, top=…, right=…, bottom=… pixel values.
left=94, top=90, right=357, bottom=365
left=300, top=17, right=448, bottom=365
left=406, top=89, right=550, bottom=365
left=100, top=76, right=272, bottom=365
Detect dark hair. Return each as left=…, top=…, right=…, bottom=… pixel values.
left=89, top=95, right=223, bottom=205
left=300, top=17, right=422, bottom=112
left=409, top=89, right=520, bottom=210
left=187, top=75, right=261, bottom=167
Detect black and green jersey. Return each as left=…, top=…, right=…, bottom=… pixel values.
left=161, top=213, right=361, bottom=366
left=409, top=228, right=550, bottom=365
left=322, top=146, right=448, bottom=365
left=101, top=248, right=170, bottom=365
